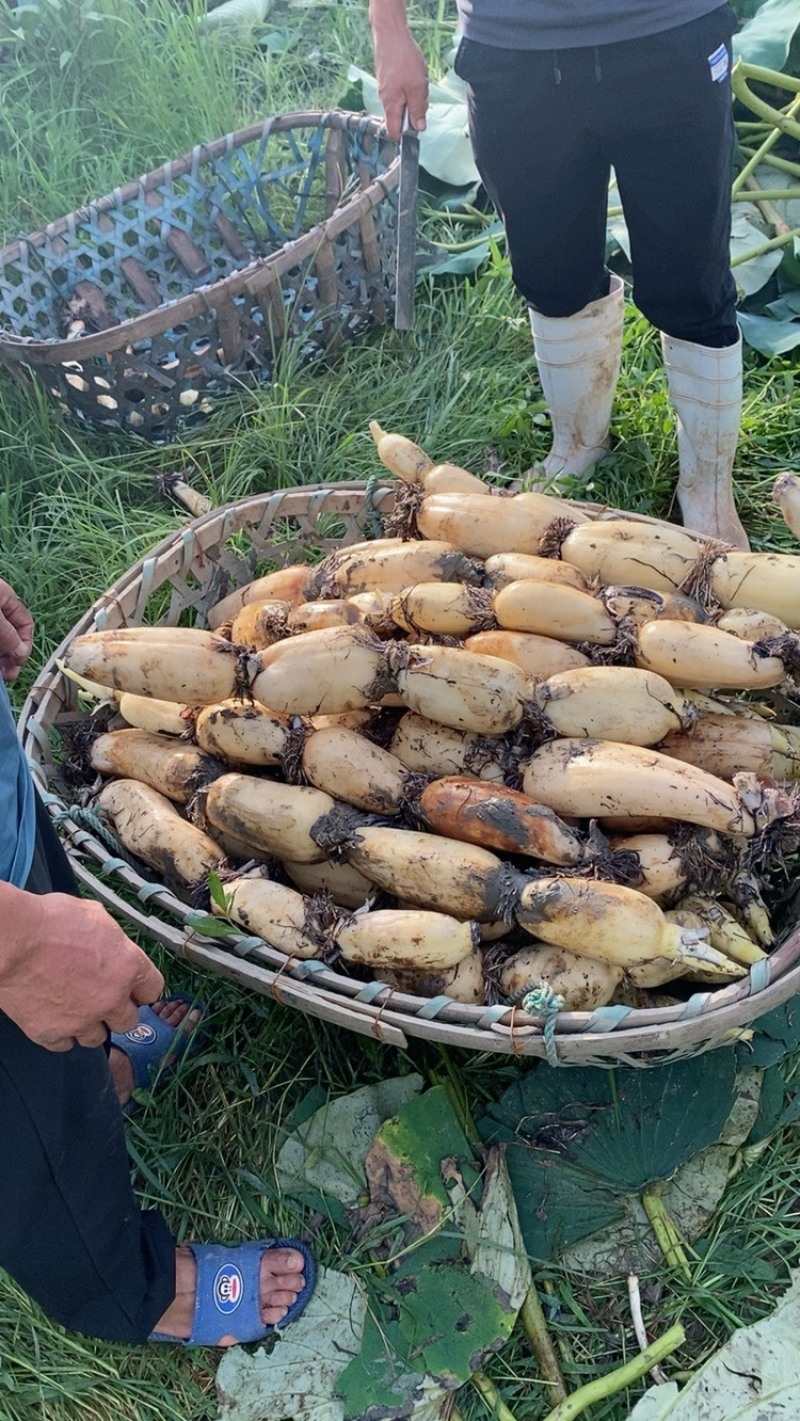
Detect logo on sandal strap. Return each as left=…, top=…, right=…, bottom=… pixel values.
left=124, top=1023, right=157, bottom=1044
left=214, top=1266, right=243, bottom=1313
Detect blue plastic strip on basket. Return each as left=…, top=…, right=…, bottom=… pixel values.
left=38, top=789, right=62, bottom=809
left=220, top=507, right=237, bottom=542
left=97, top=854, right=133, bottom=875
left=678, top=992, right=713, bottom=1019
left=137, top=881, right=170, bottom=904
left=354, top=980, right=389, bottom=1004
left=749, top=958, right=771, bottom=994
left=583, top=1004, right=634, bottom=1033
left=229, top=934, right=269, bottom=959
left=363, top=475, right=385, bottom=540
left=134, top=558, right=159, bottom=623
left=292, top=959, right=329, bottom=981
left=179, top=527, right=198, bottom=575
left=416, top=995, right=456, bottom=1020
left=475, top=1004, right=514, bottom=1029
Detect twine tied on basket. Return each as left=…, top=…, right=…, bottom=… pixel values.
left=521, top=983, right=565, bottom=1068
left=51, top=804, right=143, bottom=872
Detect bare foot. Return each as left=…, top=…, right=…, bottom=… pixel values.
left=154, top=1246, right=307, bottom=1343
left=109, top=999, right=203, bottom=1109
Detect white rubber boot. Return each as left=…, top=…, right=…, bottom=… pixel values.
left=661, top=332, right=749, bottom=550
left=526, top=273, right=625, bottom=488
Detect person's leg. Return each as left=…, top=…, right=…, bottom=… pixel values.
left=0, top=796, right=308, bottom=1342
left=0, top=795, right=176, bottom=1339
left=607, top=6, right=746, bottom=545
left=454, top=39, right=624, bottom=482
left=0, top=1007, right=177, bottom=1341
left=454, top=38, right=612, bottom=314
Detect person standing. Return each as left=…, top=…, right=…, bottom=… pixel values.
left=369, top=1, right=749, bottom=548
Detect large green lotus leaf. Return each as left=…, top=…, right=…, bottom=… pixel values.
left=215, top=1266, right=365, bottom=1421
left=335, top=1306, right=450, bottom=1421
left=560, top=1068, right=762, bottom=1279
left=357, top=1085, right=476, bottom=1246
left=478, top=1055, right=737, bottom=1261
left=339, top=1124, right=530, bottom=1412
left=274, top=1075, right=424, bottom=1210
left=746, top=1060, right=800, bottom=1144
left=733, top=0, right=800, bottom=70
left=203, top=0, right=272, bottom=28
left=568, top=1055, right=738, bottom=1192
left=394, top=1259, right=515, bottom=1386
left=731, top=205, right=784, bottom=297
left=739, top=996, right=800, bottom=1069
left=503, top=1147, right=627, bottom=1260
left=626, top=1270, right=800, bottom=1419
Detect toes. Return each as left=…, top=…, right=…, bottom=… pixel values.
left=264, top=1289, right=301, bottom=1311
left=268, top=1271, right=305, bottom=1294
left=151, top=1000, right=203, bottom=1035
left=262, top=1248, right=305, bottom=1275
left=262, top=1306, right=289, bottom=1327
left=259, top=1250, right=306, bottom=1330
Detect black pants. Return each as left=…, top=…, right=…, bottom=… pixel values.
left=0, top=797, right=175, bottom=1341
left=454, top=5, right=739, bottom=346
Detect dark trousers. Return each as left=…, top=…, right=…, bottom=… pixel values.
left=0, top=797, right=175, bottom=1341
left=454, top=5, right=739, bottom=346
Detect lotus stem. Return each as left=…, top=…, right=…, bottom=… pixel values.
left=731, top=65, right=800, bottom=193
left=732, top=186, right=800, bottom=204
left=730, top=222, right=800, bottom=268
left=472, top=1370, right=519, bottom=1421
left=739, top=149, right=800, bottom=180
left=521, top=1285, right=568, bottom=1405
left=540, top=1324, right=685, bottom=1421
left=641, top=1187, right=691, bottom=1278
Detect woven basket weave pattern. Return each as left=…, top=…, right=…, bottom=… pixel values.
left=19, top=485, right=800, bottom=1064
left=0, top=113, right=399, bottom=441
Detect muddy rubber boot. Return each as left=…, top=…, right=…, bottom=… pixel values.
left=661, top=332, right=749, bottom=551
left=523, top=273, right=625, bottom=490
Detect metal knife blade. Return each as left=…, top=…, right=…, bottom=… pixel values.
left=394, top=112, right=420, bottom=331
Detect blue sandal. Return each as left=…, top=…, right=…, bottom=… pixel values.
left=149, top=1239, right=316, bottom=1346
left=110, top=995, right=207, bottom=1115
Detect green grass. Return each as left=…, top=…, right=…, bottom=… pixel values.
left=2, top=1, right=800, bottom=1418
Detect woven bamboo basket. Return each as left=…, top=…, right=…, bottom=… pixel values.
left=19, top=483, right=800, bottom=1064
left=0, top=112, right=400, bottom=442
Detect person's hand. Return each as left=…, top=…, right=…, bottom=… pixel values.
left=0, top=580, right=34, bottom=682
left=372, top=23, right=429, bottom=143
left=0, top=886, right=165, bottom=1050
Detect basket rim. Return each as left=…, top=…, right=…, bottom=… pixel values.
left=18, top=480, right=800, bottom=1059
left=0, top=109, right=399, bottom=365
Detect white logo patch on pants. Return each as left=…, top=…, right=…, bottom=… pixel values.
left=708, top=43, right=729, bottom=83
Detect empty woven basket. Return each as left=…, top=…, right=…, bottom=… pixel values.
left=0, top=111, right=400, bottom=441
